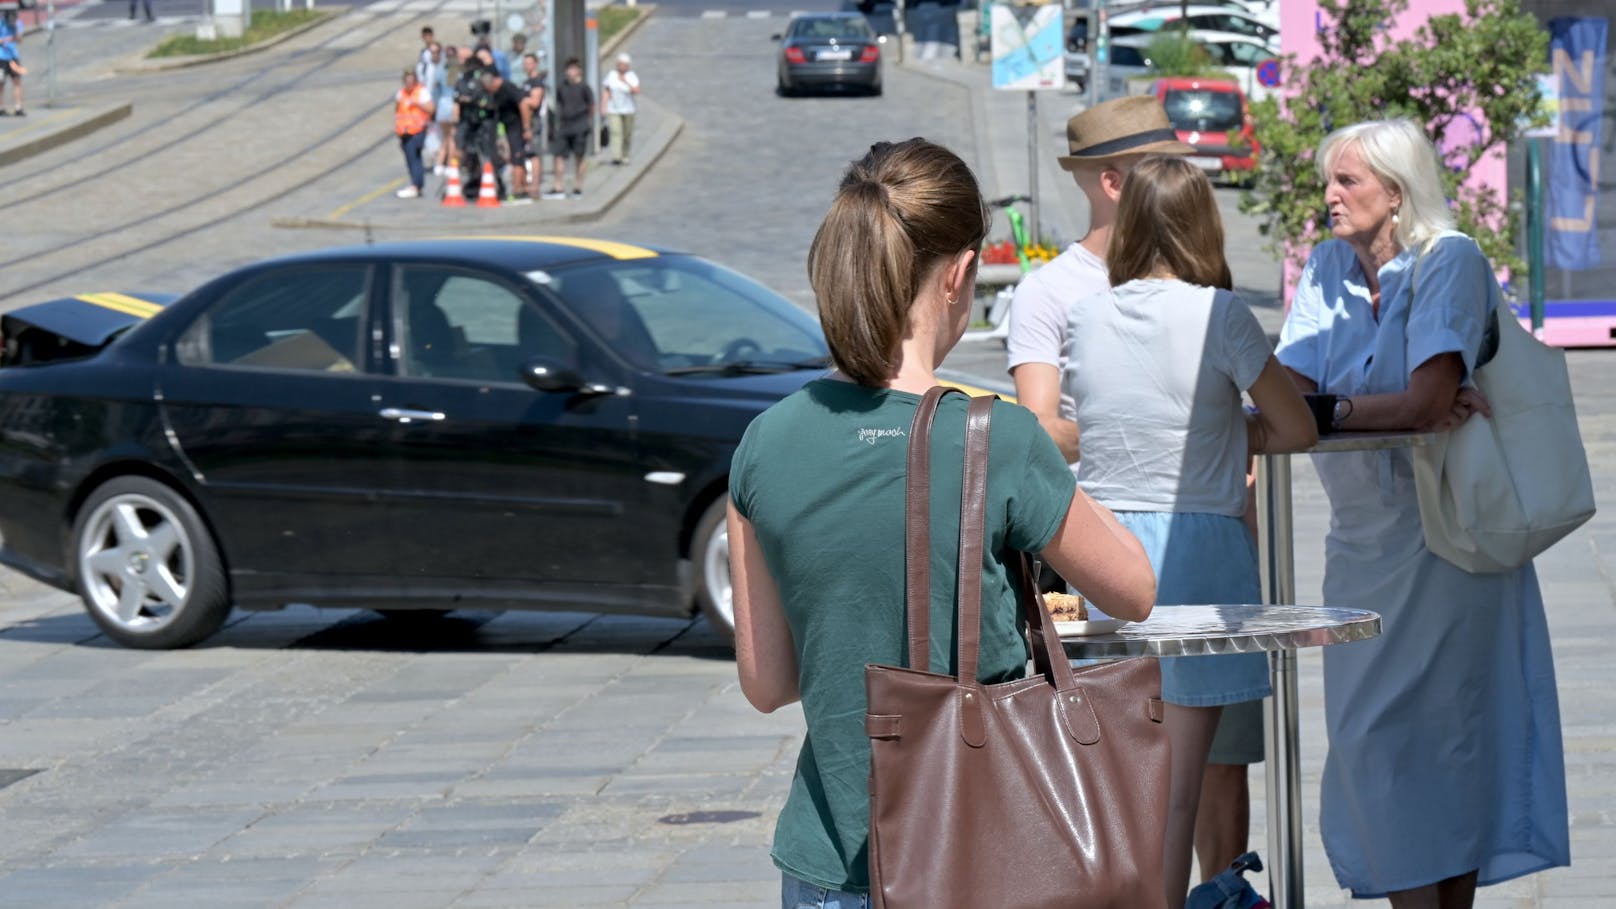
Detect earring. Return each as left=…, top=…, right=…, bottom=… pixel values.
left=945, top=294, right=958, bottom=306
left=1392, top=207, right=1401, bottom=225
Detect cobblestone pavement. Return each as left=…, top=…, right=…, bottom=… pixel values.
left=1, top=10, right=1613, bottom=909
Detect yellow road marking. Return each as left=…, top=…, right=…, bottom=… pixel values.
left=939, top=379, right=1014, bottom=402
left=75, top=293, right=163, bottom=319
left=469, top=235, right=660, bottom=260
left=326, top=177, right=408, bottom=221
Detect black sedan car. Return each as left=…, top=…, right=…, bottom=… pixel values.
left=0, top=238, right=834, bottom=649
left=775, top=13, right=883, bottom=96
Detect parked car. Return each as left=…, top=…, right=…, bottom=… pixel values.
left=1149, top=76, right=1258, bottom=180
left=1095, top=33, right=1156, bottom=99
left=1196, top=31, right=1279, bottom=102
left=840, top=0, right=897, bottom=37
left=0, top=238, right=843, bottom=649
left=774, top=12, right=883, bottom=96
left=1110, top=5, right=1277, bottom=48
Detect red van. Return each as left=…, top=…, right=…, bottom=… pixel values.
left=1149, top=77, right=1258, bottom=179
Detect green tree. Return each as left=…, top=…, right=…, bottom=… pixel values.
left=1239, top=0, right=1548, bottom=274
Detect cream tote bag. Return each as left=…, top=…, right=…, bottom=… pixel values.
left=1413, top=289, right=1596, bottom=574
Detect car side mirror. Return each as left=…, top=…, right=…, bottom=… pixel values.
left=520, top=357, right=586, bottom=392
left=519, top=357, right=625, bottom=397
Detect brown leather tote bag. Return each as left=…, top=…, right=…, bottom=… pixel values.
left=865, top=388, right=1171, bottom=909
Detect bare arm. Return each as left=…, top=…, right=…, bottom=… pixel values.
left=1039, top=489, right=1156, bottom=622
left=1332, top=353, right=1489, bottom=433
left=728, top=502, right=801, bottom=713
left=1011, top=363, right=1079, bottom=463
left=1245, top=356, right=1318, bottom=454
left=1283, top=366, right=1318, bottom=393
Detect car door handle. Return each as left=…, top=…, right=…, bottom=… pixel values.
left=379, top=407, right=446, bottom=423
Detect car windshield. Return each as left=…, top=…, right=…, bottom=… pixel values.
left=540, top=257, right=829, bottom=375
left=1163, top=89, right=1244, bottom=132
left=791, top=16, right=871, bottom=40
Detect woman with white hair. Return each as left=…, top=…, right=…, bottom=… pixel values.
left=1275, top=119, right=1569, bottom=908
left=601, top=52, right=640, bottom=165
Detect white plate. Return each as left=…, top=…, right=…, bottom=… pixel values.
left=1054, top=618, right=1129, bottom=637
left=1188, top=155, right=1224, bottom=172
left=817, top=49, right=853, bottom=61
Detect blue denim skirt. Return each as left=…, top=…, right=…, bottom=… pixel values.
left=1100, top=511, right=1271, bottom=707
left=783, top=874, right=869, bottom=908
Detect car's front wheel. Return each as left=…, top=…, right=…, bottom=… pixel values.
left=692, top=498, right=735, bottom=643
left=72, top=477, right=230, bottom=649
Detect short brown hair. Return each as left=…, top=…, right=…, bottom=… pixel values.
left=1106, top=155, right=1232, bottom=290
left=807, top=139, right=988, bottom=386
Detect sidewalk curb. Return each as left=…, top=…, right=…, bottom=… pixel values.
left=113, top=9, right=344, bottom=75
left=269, top=109, right=684, bottom=232
left=0, top=102, right=133, bottom=168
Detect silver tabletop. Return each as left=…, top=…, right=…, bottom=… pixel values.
left=1058, top=605, right=1380, bottom=659
left=1310, top=430, right=1435, bottom=453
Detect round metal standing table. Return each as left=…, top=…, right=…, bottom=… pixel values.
left=1249, top=430, right=1430, bottom=907
left=1061, top=604, right=1380, bottom=909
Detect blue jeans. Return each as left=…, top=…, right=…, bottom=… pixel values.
left=398, top=130, right=426, bottom=190
left=782, top=874, right=869, bottom=908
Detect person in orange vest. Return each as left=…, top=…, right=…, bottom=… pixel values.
left=394, top=69, right=436, bottom=199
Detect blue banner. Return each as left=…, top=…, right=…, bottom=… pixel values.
left=1547, top=18, right=1607, bottom=270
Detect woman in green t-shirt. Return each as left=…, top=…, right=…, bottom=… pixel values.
left=727, top=138, right=1160, bottom=907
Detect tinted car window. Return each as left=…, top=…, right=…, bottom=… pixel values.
left=176, top=266, right=367, bottom=372
left=396, top=267, right=573, bottom=382
left=1163, top=89, right=1245, bottom=132
left=548, top=258, right=827, bottom=373
left=790, top=16, right=872, bottom=40
left=1189, top=14, right=1272, bottom=40
left=1221, top=41, right=1273, bottom=66
left=1111, top=45, right=1147, bottom=67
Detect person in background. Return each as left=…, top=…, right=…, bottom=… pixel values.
left=1062, top=154, right=1316, bottom=909
left=418, top=26, right=436, bottom=69
left=730, top=137, right=1158, bottom=908
left=129, top=0, right=154, bottom=22
left=431, top=46, right=462, bottom=175
left=544, top=58, right=593, bottom=199
left=1010, top=95, right=1268, bottom=883
left=479, top=66, right=530, bottom=200
left=601, top=52, right=640, bottom=165
left=0, top=11, right=23, bottom=117
left=393, top=69, right=436, bottom=199
left=1275, top=118, right=1568, bottom=909
left=454, top=49, right=500, bottom=198
left=519, top=53, right=548, bottom=199
left=508, top=33, right=528, bottom=73
left=416, top=42, right=448, bottom=174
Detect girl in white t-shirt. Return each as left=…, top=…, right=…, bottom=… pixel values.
left=1062, top=155, right=1317, bottom=909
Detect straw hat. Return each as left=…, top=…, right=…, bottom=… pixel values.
left=1057, top=96, right=1195, bottom=170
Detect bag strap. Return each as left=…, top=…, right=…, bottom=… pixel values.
left=953, top=395, right=994, bottom=682
left=903, top=386, right=967, bottom=671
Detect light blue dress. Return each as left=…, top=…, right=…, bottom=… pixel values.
left=1276, top=235, right=1569, bottom=898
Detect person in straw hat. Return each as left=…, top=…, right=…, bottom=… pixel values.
left=1005, top=95, right=1273, bottom=898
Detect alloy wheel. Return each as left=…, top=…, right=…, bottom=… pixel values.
left=77, top=493, right=195, bottom=634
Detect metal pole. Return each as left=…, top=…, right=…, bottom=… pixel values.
left=895, top=0, right=906, bottom=64
left=45, top=0, right=56, bottom=108
left=1027, top=90, right=1039, bottom=247
left=1527, top=136, right=1547, bottom=337
left=1257, top=452, right=1303, bottom=909
left=585, top=15, right=598, bottom=158
left=1090, top=0, right=1105, bottom=107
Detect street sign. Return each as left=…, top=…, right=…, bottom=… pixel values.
left=990, top=1, right=1063, bottom=90
left=1256, top=59, right=1281, bottom=89
left=1524, top=72, right=1559, bottom=139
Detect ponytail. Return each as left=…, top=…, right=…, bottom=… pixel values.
left=808, top=140, right=988, bottom=386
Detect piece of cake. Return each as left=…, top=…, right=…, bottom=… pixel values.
left=1043, top=591, right=1088, bottom=622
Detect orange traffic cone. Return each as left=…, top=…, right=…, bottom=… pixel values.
left=476, top=160, right=500, bottom=208
left=441, top=159, right=466, bottom=207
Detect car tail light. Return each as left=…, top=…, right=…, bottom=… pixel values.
left=860, top=44, right=880, bottom=63
left=785, top=46, right=807, bottom=64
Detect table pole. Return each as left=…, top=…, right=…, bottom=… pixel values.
left=1258, top=452, right=1304, bottom=908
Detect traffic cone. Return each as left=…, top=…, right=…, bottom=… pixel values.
left=441, top=159, right=466, bottom=207
left=476, top=160, right=499, bottom=208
